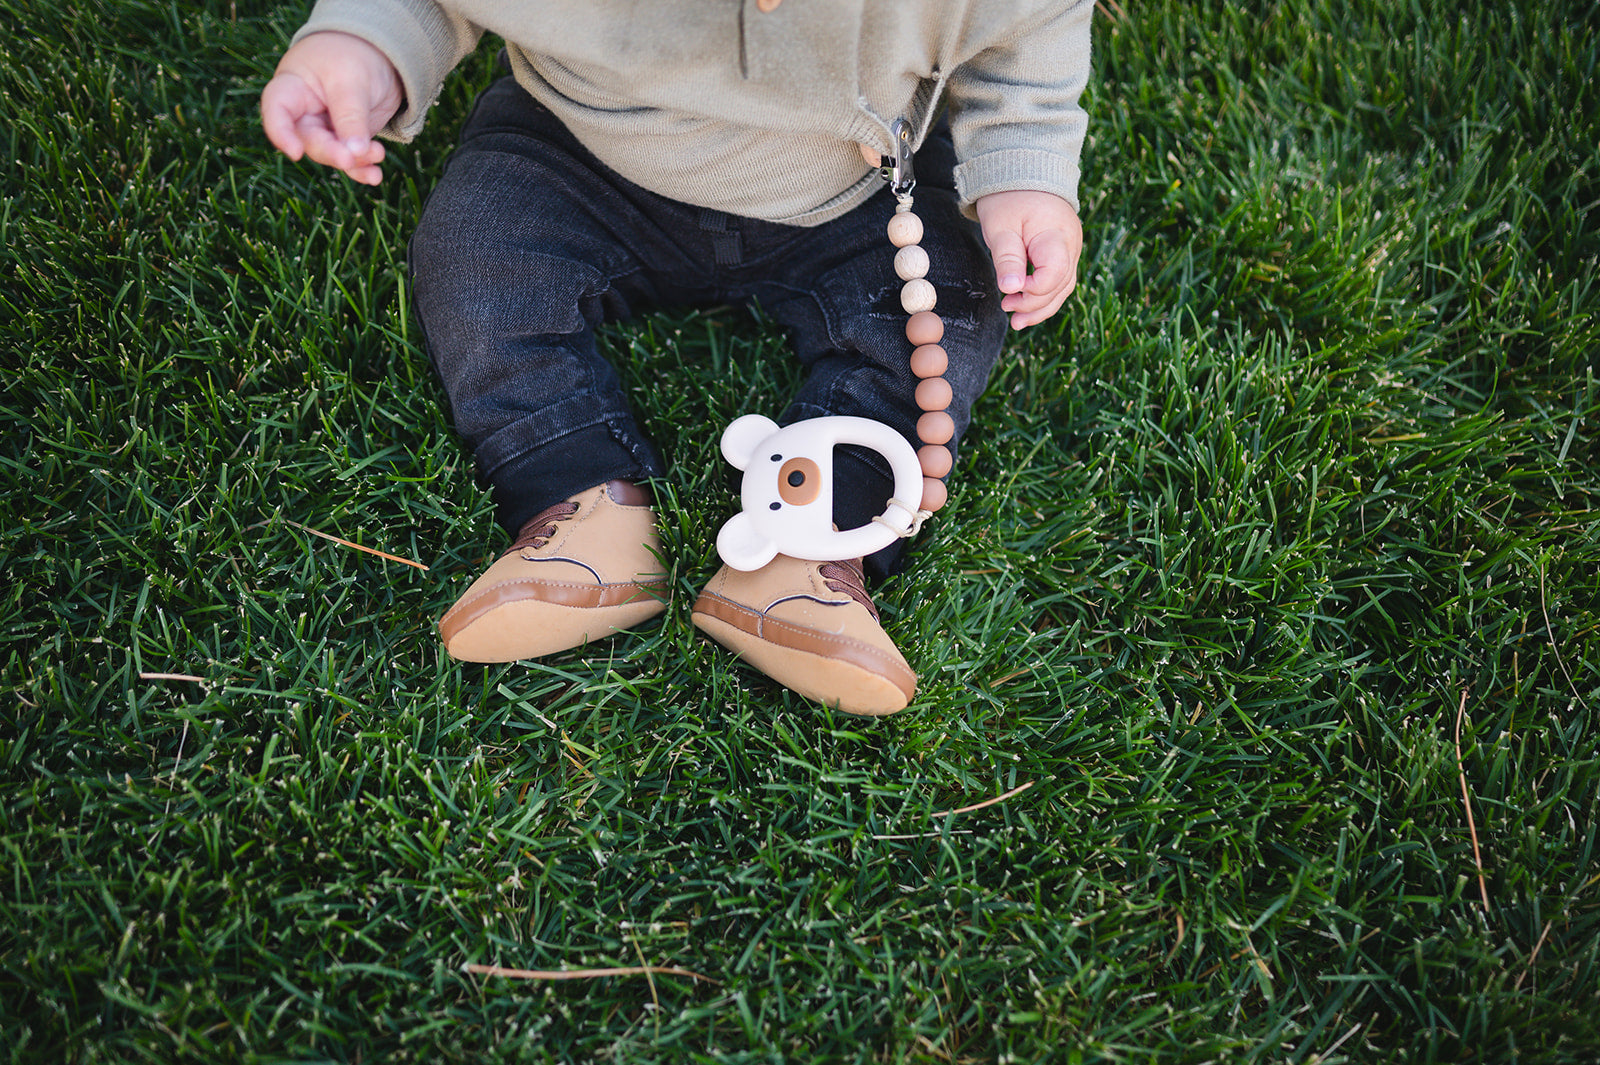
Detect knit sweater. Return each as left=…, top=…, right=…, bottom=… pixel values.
left=294, top=0, right=1092, bottom=225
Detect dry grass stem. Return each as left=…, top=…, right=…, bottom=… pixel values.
left=1454, top=689, right=1491, bottom=917
left=932, top=780, right=1034, bottom=818
left=1514, top=919, right=1555, bottom=992
left=1538, top=560, right=1579, bottom=699
left=464, top=963, right=718, bottom=984
left=280, top=518, right=430, bottom=571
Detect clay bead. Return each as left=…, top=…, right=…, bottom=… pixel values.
left=909, top=343, right=948, bottom=379
left=920, top=476, right=948, bottom=512
left=917, top=410, right=955, bottom=445
left=918, top=444, right=953, bottom=478
left=886, top=211, right=924, bottom=248
left=900, top=278, right=937, bottom=315
left=905, top=310, right=944, bottom=346
left=893, top=244, right=929, bottom=281
left=915, top=376, right=953, bottom=412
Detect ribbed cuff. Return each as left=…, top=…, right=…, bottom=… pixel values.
left=954, top=148, right=1082, bottom=217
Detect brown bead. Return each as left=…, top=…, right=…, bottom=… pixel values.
left=917, top=410, right=955, bottom=445
left=918, top=444, right=953, bottom=478
left=909, top=343, right=948, bottom=379
left=920, top=476, right=948, bottom=512
left=915, top=376, right=953, bottom=412
left=905, top=310, right=944, bottom=346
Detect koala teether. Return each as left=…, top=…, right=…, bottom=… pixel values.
left=714, top=414, right=924, bottom=571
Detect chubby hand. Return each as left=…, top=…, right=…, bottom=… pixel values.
left=974, top=190, right=1083, bottom=329
left=260, top=31, right=402, bottom=185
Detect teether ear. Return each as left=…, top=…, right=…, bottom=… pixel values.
left=721, top=414, right=781, bottom=470
left=715, top=512, right=779, bottom=571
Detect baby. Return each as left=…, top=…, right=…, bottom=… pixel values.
left=261, top=0, right=1090, bottom=715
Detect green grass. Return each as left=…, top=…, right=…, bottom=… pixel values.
left=3, top=0, right=1598, bottom=1061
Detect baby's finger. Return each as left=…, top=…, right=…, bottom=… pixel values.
left=1004, top=298, right=1063, bottom=330
left=1002, top=272, right=1071, bottom=330
left=294, top=112, right=349, bottom=170
left=1021, top=229, right=1071, bottom=300
left=984, top=229, right=1031, bottom=294
left=260, top=75, right=313, bottom=160
left=345, top=161, right=385, bottom=186
left=295, top=116, right=385, bottom=183
left=328, top=94, right=378, bottom=169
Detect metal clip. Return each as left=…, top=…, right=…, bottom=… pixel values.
left=878, top=117, right=915, bottom=198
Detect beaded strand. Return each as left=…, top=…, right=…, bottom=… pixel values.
left=887, top=199, right=952, bottom=515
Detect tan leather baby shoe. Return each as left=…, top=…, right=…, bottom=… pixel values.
left=438, top=480, right=667, bottom=662
left=691, top=554, right=916, bottom=715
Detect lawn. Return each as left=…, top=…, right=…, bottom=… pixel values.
left=3, top=1, right=1598, bottom=1062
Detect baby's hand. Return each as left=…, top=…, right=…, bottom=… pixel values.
left=974, top=190, right=1083, bottom=329
left=260, top=31, right=402, bottom=185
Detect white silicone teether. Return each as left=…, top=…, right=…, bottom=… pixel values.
left=715, top=415, right=923, bottom=570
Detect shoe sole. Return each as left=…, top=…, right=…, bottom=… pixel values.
left=691, top=596, right=914, bottom=716
left=442, top=592, right=666, bottom=663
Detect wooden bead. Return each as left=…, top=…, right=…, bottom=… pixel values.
left=905, top=310, right=944, bottom=346
left=886, top=211, right=924, bottom=248
left=900, top=278, right=936, bottom=314
left=917, top=410, right=955, bottom=445
left=920, top=476, right=948, bottom=512
left=918, top=444, right=953, bottom=478
left=909, top=343, right=948, bottom=379
left=915, top=376, right=953, bottom=412
left=893, top=244, right=929, bottom=281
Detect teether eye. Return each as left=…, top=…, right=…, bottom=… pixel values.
left=778, top=457, right=821, bottom=506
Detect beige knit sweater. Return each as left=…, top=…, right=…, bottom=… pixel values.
left=295, top=0, right=1092, bottom=225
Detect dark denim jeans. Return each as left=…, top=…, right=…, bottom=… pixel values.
left=410, top=75, right=1007, bottom=578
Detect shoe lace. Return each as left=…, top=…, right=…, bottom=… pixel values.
left=505, top=500, right=581, bottom=555
left=819, top=557, right=878, bottom=620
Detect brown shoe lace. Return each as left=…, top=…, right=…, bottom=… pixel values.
left=504, top=499, right=581, bottom=556
left=819, top=557, right=878, bottom=620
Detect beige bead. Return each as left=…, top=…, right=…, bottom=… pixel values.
left=909, top=343, right=948, bottom=379
left=917, top=410, right=955, bottom=445
left=920, top=476, right=948, bottom=512
left=918, top=444, right=953, bottom=478
left=905, top=310, right=944, bottom=346
left=886, top=211, right=924, bottom=248
left=900, top=278, right=936, bottom=315
left=893, top=244, right=929, bottom=281
left=915, top=376, right=953, bottom=412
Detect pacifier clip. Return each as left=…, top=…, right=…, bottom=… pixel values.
left=710, top=117, right=955, bottom=570
left=879, top=117, right=954, bottom=519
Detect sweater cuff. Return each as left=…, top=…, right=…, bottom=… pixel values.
left=954, top=148, right=1081, bottom=218
left=293, top=0, right=479, bottom=141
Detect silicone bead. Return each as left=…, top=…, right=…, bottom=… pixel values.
left=905, top=310, right=944, bottom=346
left=920, top=476, right=948, bottom=512
left=915, top=376, right=953, bottom=412
left=918, top=444, right=953, bottom=478
left=886, top=211, right=924, bottom=248
left=893, top=244, right=930, bottom=281
left=909, top=343, right=948, bottom=379
left=900, top=278, right=937, bottom=314
left=917, top=410, right=955, bottom=445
